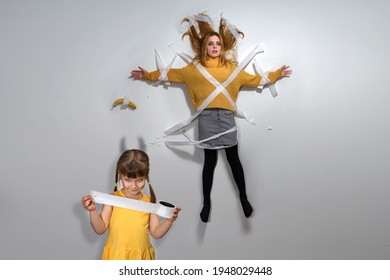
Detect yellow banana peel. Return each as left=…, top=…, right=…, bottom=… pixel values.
left=112, top=98, right=136, bottom=110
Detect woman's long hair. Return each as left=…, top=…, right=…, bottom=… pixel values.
left=181, top=12, right=244, bottom=66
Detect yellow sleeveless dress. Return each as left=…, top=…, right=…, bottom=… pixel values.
left=102, top=190, right=155, bottom=260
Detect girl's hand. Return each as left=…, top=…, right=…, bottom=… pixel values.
left=168, top=207, right=181, bottom=223
left=130, top=66, right=146, bottom=80
left=280, top=65, right=292, bottom=78
left=82, top=195, right=96, bottom=212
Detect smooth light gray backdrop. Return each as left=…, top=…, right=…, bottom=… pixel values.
left=1, top=0, right=389, bottom=259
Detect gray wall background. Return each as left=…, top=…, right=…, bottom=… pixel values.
left=1, top=0, right=389, bottom=259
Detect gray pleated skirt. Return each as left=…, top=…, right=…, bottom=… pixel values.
left=198, top=108, right=238, bottom=149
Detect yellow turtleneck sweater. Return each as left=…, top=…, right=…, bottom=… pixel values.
left=143, top=57, right=282, bottom=111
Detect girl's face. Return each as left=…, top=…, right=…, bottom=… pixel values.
left=206, top=35, right=221, bottom=58
left=120, top=174, right=145, bottom=197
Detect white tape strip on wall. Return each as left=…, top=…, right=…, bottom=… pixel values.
left=90, top=190, right=175, bottom=218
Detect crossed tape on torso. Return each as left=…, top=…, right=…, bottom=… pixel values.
left=90, top=190, right=175, bottom=218
left=149, top=44, right=275, bottom=148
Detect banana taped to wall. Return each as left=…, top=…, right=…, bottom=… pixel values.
left=112, top=95, right=136, bottom=110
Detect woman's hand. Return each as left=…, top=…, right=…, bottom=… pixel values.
left=82, top=195, right=96, bottom=212
left=131, top=66, right=146, bottom=80
left=167, top=207, right=182, bottom=223
left=280, top=65, right=292, bottom=78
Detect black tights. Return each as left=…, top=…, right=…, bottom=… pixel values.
left=200, top=145, right=253, bottom=222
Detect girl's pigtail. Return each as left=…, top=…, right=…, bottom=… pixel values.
left=147, top=179, right=156, bottom=203
left=114, top=171, right=119, bottom=191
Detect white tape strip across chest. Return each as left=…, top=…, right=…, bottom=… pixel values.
left=90, top=190, right=175, bottom=218
left=164, top=45, right=263, bottom=136
left=147, top=44, right=267, bottom=148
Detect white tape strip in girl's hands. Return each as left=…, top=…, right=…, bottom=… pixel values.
left=90, top=190, right=175, bottom=218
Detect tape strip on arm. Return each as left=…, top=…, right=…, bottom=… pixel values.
left=254, top=58, right=278, bottom=98
left=153, top=49, right=178, bottom=86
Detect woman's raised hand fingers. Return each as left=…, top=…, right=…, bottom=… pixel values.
left=130, top=66, right=145, bottom=80
left=281, top=65, right=292, bottom=77
left=130, top=70, right=139, bottom=78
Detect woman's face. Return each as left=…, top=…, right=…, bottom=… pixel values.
left=206, top=35, right=222, bottom=58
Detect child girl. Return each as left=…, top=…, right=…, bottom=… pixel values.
left=82, top=149, right=181, bottom=260
left=131, top=13, right=292, bottom=222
